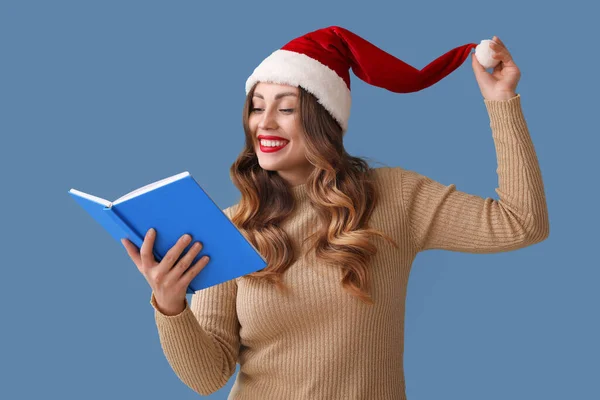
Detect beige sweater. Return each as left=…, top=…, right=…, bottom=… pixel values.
left=150, top=94, right=549, bottom=399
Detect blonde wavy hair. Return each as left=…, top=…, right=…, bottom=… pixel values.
left=228, top=82, right=399, bottom=305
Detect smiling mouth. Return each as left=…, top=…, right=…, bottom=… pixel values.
left=259, top=141, right=289, bottom=153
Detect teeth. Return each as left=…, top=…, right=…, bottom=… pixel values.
left=260, top=139, right=288, bottom=147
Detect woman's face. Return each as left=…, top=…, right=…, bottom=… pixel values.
left=249, top=82, right=314, bottom=187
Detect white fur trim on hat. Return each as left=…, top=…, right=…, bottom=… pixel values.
left=245, top=49, right=351, bottom=132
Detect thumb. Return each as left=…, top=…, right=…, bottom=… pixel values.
left=471, top=53, right=489, bottom=87
left=471, top=52, right=486, bottom=75
left=122, top=238, right=142, bottom=267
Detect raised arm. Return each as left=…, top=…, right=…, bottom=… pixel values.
left=150, top=206, right=240, bottom=395
left=398, top=94, right=549, bottom=253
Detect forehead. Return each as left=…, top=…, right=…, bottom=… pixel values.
left=253, top=82, right=299, bottom=99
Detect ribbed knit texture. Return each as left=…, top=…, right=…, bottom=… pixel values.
left=149, top=94, right=549, bottom=399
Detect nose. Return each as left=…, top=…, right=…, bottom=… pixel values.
left=257, top=107, right=278, bottom=130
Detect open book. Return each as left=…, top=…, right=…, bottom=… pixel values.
left=69, top=172, right=267, bottom=293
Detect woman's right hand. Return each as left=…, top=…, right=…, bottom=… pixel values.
left=121, top=228, right=210, bottom=316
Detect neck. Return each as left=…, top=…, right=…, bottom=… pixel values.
left=290, top=182, right=309, bottom=203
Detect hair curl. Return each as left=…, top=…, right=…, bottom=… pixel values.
left=228, top=82, right=398, bottom=305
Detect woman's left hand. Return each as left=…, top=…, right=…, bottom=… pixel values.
left=471, top=36, right=521, bottom=101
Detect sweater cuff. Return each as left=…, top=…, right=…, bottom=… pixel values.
left=483, top=93, right=531, bottom=143
left=150, top=291, right=192, bottom=319
left=483, top=93, right=523, bottom=120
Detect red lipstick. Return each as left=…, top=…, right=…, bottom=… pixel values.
left=258, top=135, right=289, bottom=153
left=258, top=135, right=289, bottom=141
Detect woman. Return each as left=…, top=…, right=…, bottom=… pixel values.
left=122, top=26, right=549, bottom=399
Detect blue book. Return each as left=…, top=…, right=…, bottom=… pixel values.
left=68, top=171, right=267, bottom=294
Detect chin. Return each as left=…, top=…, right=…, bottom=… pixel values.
left=257, top=159, right=279, bottom=172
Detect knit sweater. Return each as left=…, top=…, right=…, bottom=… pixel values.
left=149, top=94, right=549, bottom=399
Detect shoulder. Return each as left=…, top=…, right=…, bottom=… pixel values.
left=368, top=166, right=405, bottom=188
left=369, top=166, right=439, bottom=201
left=363, top=167, right=407, bottom=207
left=370, top=165, right=437, bottom=187
left=222, top=203, right=241, bottom=219
left=369, top=166, right=402, bottom=178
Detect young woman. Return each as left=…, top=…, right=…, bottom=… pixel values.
left=122, top=26, right=549, bottom=399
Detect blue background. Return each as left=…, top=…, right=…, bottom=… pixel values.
left=2, top=0, right=597, bottom=399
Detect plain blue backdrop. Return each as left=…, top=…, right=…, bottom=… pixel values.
left=2, top=0, right=597, bottom=399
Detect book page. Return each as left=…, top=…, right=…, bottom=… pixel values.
left=112, top=171, right=190, bottom=206
left=68, top=189, right=111, bottom=207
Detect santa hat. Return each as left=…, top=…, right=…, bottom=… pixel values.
left=245, top=26, right=497, bottom=133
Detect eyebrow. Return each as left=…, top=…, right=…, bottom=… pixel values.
left=253, top=92, right=298, bottom=100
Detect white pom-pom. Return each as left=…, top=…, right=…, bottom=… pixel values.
left=475, top=39, right=500, bottom=69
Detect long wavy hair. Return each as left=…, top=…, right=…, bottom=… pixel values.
left=229, top=82, right=399, bottom=305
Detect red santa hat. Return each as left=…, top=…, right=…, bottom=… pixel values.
left=245, top=26, right=495, bottom=133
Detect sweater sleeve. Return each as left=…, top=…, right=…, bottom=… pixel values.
left=149, top=205, right=241, bottom=395
left=398, top=94, right=549, bottom=253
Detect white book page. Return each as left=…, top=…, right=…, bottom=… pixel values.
left=112, top=171, right=190, bottom=205
left=68, top=189, right=111, bottom=207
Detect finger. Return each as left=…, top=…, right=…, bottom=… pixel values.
left=140, top=228, right=157, bottom=267
left=121, top=238, right=141, bottom=267
left=492, top=48, right=510, bottom=60
left=493, top=36, right=507, bottom=49
left=170, top=241, right=204, bottom=279
left=182, top=255, right=210, bottom=286
left=489, top=40, right=507, bottom=55
left=158, top=233, right=193, bottom=273
left=491, top=46, right=515, bottom=66
left=493, top=60, right=503, bottom=74
left=490, top=37, right=515, bottom=65
left=490, top=38, right=512, bottom=57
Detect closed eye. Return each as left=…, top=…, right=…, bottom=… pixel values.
left=251, top=108, right=294, bottom=113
